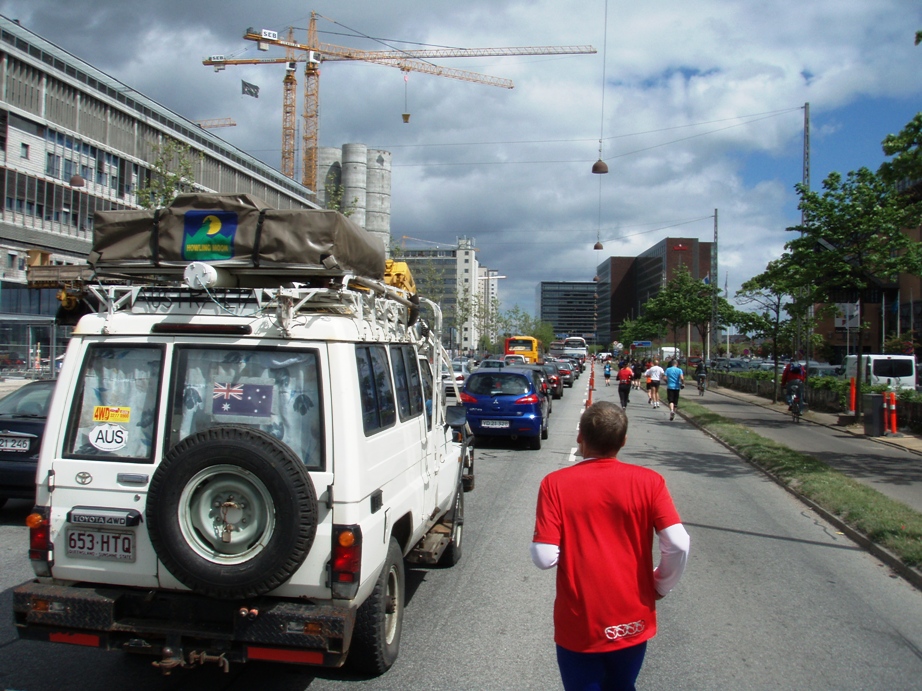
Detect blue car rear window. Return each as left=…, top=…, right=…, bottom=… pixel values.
left=468, top=373, right=529, bottom=396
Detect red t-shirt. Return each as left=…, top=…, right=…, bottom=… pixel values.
left=617, top=367, right=634, bottom=385
left=533, top=457, right=681, bottom=653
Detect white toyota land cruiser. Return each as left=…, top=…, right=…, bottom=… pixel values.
left=13, top=194, right=473, bottom=676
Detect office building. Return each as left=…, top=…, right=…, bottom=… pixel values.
left=537, top=281, right=598, bottom=344
left=596, top=237, right=713, bottom=345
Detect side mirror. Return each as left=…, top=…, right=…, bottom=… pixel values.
left=445, top=404, right=467, bottom=428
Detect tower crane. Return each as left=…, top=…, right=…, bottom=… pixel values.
left=226, top=12, right=595, bottom=193
left=203, top=27, right=301, bottom=178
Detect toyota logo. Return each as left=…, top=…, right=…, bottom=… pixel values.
left=75, top=472, right=93, bottom=485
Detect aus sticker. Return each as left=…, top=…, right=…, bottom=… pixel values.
left=89, top=424, right=128, bottom=452
left=92, top=406, right=130, bottom=423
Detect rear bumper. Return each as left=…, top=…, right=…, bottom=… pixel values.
left=13, top=580, right=354, bottom=668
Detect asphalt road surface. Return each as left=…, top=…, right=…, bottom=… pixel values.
left=1, top=373, right=921, bottom=689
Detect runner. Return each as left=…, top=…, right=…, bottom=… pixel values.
left=644, top=359, right=665, bottom=408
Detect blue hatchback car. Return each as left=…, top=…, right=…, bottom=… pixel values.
left=460, top=369, right=548, bottom=450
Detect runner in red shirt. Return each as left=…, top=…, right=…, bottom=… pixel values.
left=532, top=401, right=689, bottom=689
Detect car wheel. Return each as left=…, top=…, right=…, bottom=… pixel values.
left=438, top=479, right=464, bottom=567
left=146, top=426, right=318, bottom=599
left=349, top=537, right=405, bottom=675
left=528, top=434, right=542, bottom=450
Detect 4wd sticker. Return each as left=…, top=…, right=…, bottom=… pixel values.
left=89, top=424, right=128, bottom=452
left=182, top=210, right=238, bottom=261
left=92, top=406, right=130, bottom=423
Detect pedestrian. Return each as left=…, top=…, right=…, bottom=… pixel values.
left=617, top=360, right=634, bottom=408
left=603, top=360, right=612, bottom=386
left=644, top=359, right=665, bottom=408
left=532, top=402, right=690, bottom=691
left=664, top=359, right=684, bottom=421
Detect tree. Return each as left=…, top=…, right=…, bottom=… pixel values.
left=786, top=167, right=922, bottom=411
left=136, top=139, right=200, bottom=209
left=640, top=265, right=735, bottom=357
left=736, top=258, right=799, bottom=401
left=879, top=112, right=922, bottom=200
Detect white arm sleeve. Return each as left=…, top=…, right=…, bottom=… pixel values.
left=531, top=542, right=560, bottom=569
left=653, top=523, right=690, bottom=596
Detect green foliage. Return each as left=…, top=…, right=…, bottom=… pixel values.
left=879, top=112, right=922, bottom=192
left=136, top=139, right=200, bottom=209
left=786, top=167, right=922, bottom=406
left=324, top=183, right=359, bottom=216
left=883, top=333, right=921, bottom=355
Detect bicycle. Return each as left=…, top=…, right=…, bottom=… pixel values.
left=786, top=381, right=805, bottom=423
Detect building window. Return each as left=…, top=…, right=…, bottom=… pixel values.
left=20, top=143, right=29, bottom=158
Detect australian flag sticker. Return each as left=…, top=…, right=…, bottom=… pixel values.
left=183, top=210, right=238, bottom=261
left=213, top=382, right=273, bottom=418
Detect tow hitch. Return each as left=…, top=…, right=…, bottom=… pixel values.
left=152, top=646, right=230, bottom=674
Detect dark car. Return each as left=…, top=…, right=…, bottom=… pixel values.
left=0, top=379, right=55, bottom=509
left=541, top=362, right=564, bottom=399
left=567, top=358, right=582, bottom=378
left=555, top=361, right=575, bottom=387
left=460, top=370, right=548, bottom=450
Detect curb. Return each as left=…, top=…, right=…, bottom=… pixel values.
left=678, top=405, right=922, bottom=593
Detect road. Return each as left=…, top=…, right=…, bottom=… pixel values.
left=1, top=372, right=922, bottom=689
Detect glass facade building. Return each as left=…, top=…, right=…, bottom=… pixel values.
left=537, top=281, right=597, bottom=344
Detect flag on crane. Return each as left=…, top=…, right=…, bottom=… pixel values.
left=241, top=80, right=259, bottom=98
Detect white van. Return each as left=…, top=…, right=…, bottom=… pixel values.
left=13, top=195, right=474, bottom=676
left=841, top=354, right=916, bottom=390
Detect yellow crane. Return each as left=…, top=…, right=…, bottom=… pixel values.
left=203, top=28, right=301, bottom=178
left=230, top=12, right=595, bottom=193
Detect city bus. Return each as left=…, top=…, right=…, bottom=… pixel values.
left=562, top=336, right=589, bottom=361
left=505, top=336, right=543, bottom=363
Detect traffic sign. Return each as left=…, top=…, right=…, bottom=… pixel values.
left=632, top=341, right=652, bottom=347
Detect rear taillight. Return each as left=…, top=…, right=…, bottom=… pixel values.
left=27, top=506, right=53, bottom=575
left=515, top=393, right=539, bottom=405
left=331, top=525, right=362, bottom=599
left=459, top=392, right=477, bottom=404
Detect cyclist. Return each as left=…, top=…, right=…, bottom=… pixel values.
left=694, top=361, right=708, bottom=394
left=781, top=362, right=806, bottom=411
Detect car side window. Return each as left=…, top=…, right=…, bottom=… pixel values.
left=389, top=344, right=423, bottom=421
left=356, top=345, right=397, bottom=435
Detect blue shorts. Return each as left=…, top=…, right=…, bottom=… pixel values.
left=556, top=641, right=647, bottom=691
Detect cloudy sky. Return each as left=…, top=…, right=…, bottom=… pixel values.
left=4, top=0, right=921, bottom=313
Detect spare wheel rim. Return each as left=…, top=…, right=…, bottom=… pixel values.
left=177, top=463, right=276, bottom=564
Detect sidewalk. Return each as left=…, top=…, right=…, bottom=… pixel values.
left=707, top=383, right=922, bottom=458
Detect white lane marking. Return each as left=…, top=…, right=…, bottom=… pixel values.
left=567, top=447, right=579, bottom=463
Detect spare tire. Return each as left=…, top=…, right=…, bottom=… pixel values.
left=146, top=426, right=318, bottom=599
